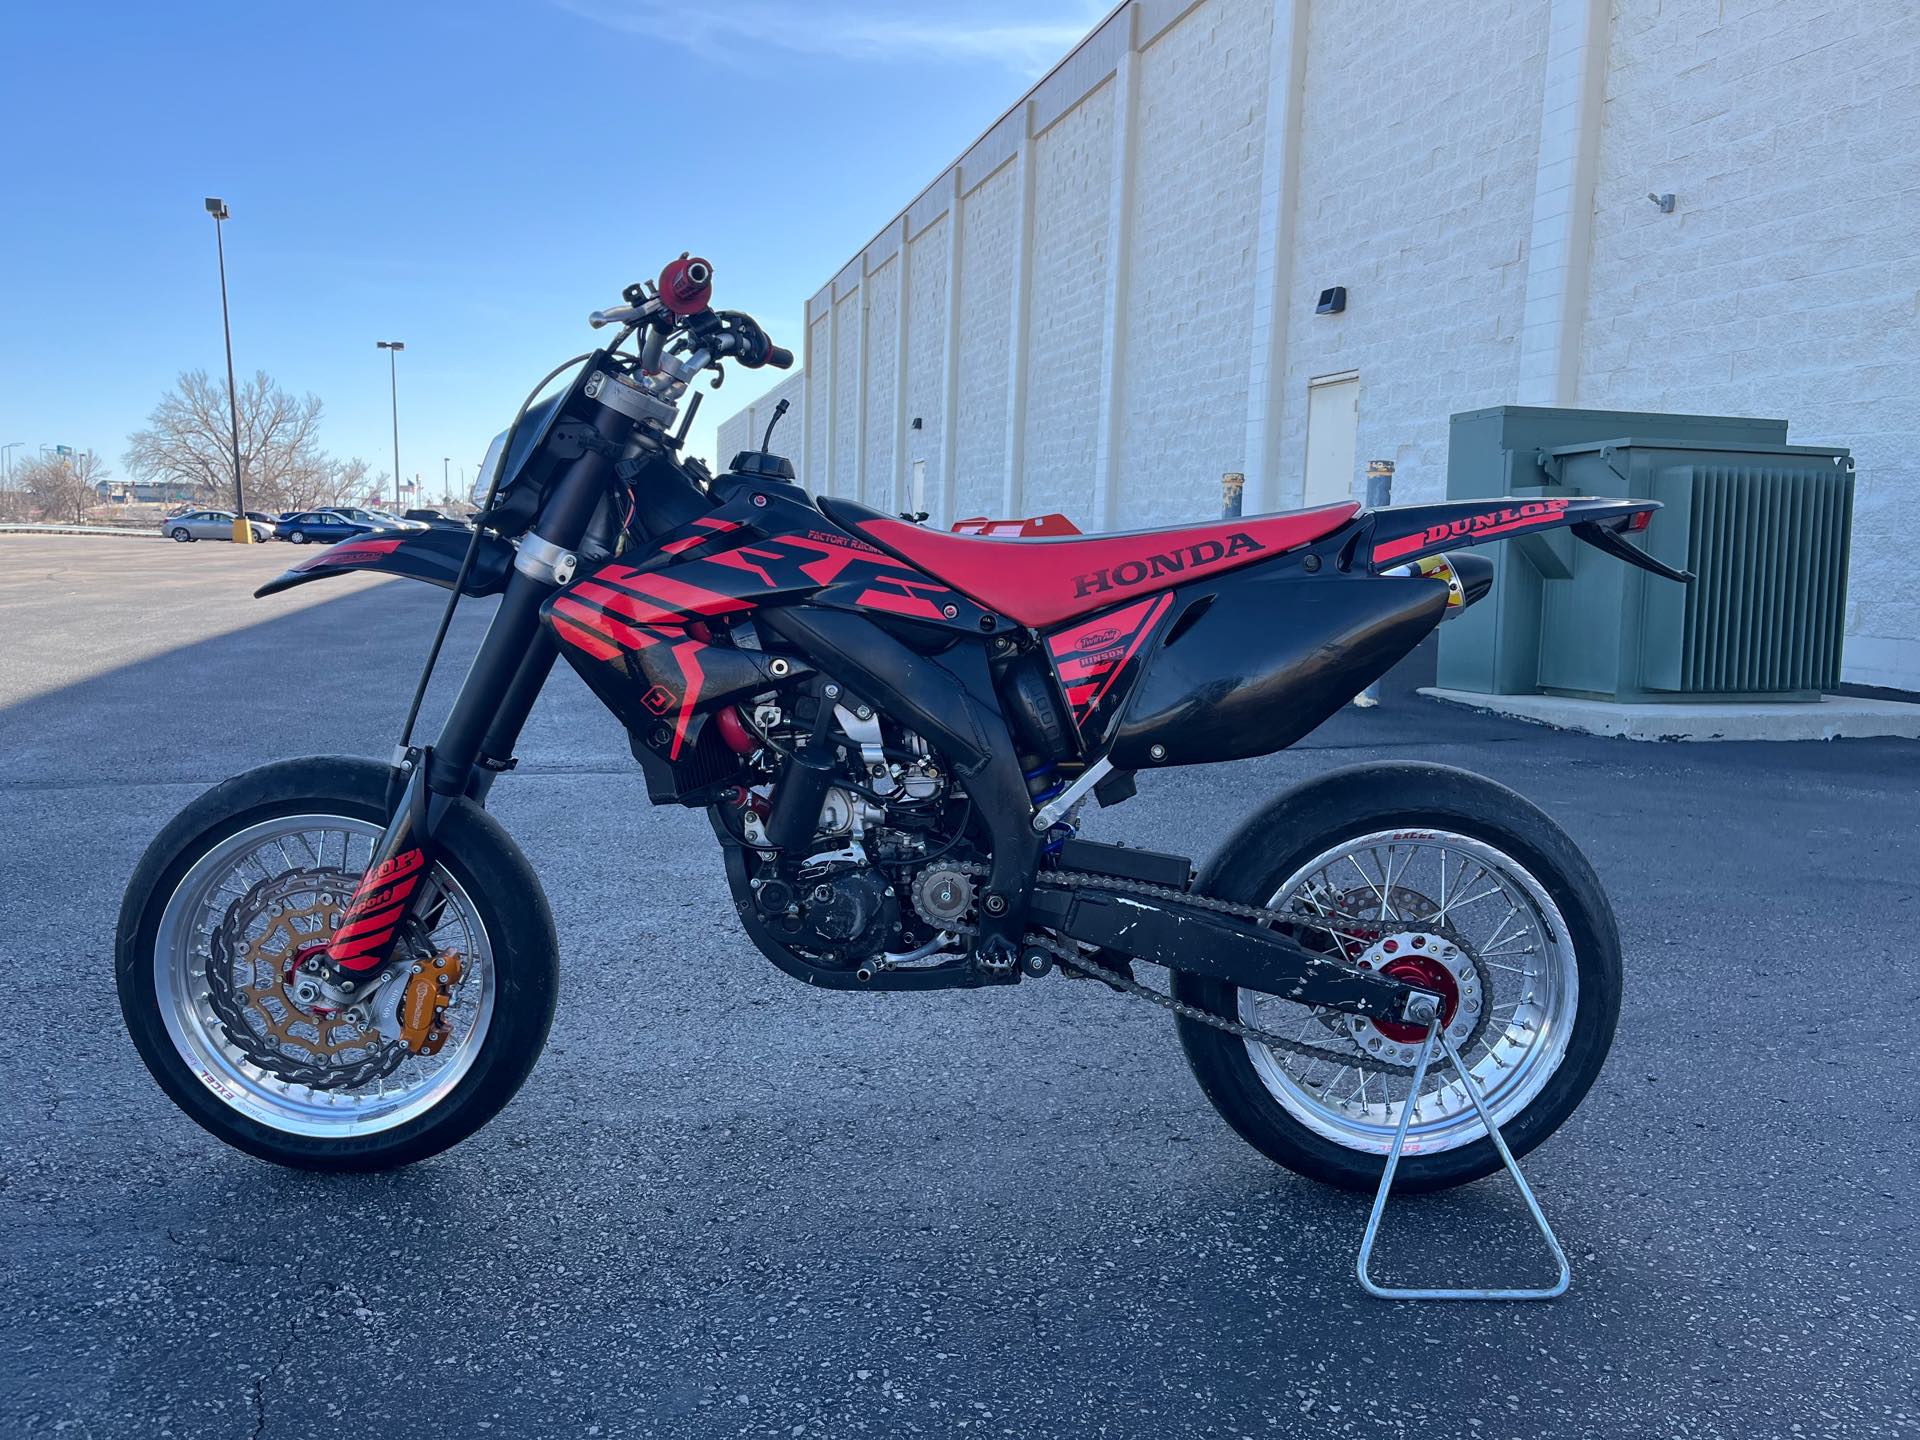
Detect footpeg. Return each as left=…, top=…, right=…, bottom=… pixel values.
left=1355, top=1002, right=1571, bottom=1301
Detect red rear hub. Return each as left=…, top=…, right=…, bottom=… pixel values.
left=1371, top=953, right=1460, bottom=1044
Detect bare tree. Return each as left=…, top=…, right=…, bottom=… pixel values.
left=18, top=452, right=109, bottom=525
left=124, top=370, right=335, bottom=514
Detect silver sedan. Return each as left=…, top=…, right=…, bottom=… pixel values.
left=161, top=509, right=270, bottom=543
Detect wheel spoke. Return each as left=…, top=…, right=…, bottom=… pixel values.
left=1248, top=827, right=1575, bottom=1160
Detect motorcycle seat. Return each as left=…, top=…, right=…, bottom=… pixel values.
left=820, top=497, right=1359, bottom=630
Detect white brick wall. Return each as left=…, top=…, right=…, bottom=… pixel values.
left=1116, top=0, right=1272, bottom=529
left=1023, top=79, right=1115, bottom=518
left=903, top=215, right=952, bottom=515
left=953, top=160, right=1019, bottom=519
left=716, top=0, right=1920, bottom=689
left=714, top=370, right=806, bottom=477
left=862, top=253, right=901, bottom=509
left=1277, top=0, right=1550, bottom=507
left=1578, top=0, right=1920, bottom=690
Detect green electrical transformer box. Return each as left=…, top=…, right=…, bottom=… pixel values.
left=1436, top=406, right=1852, bottom=702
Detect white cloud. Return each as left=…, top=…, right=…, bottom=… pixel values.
left=555, top=0, right=1106, bottom=75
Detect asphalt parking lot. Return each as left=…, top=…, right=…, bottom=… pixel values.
left=2, top=534, right=1916, bottom=1439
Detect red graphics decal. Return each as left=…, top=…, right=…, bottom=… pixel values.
left=1371, top=499, right=1572, bottom=565
left=293, top=537, right=405, bottom=572
left=658, top=514, right=744, bottom=556
left=855, top=574, right=953, bottom=621
left=548, top=528, right=984, bottom=761
left=1046, top=592, right=1173, bottom=728
left=327, top=846, right=426, bottom=972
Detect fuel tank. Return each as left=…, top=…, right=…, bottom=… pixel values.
left=1100, top=563, right=1449, bottom=768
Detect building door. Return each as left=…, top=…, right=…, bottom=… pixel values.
left=1304, top=373, right=1360, bottom=508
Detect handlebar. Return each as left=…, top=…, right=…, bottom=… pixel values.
left=588, top=259, right=793, bottom=387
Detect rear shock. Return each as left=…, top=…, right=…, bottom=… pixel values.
left=1025, top=763, right=1075, bottom=855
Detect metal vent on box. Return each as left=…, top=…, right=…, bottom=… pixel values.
left=1646, top=461, right=1853, bottom=696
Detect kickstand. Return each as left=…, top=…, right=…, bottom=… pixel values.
left=1356, top=1004, right=1571, bottom=1301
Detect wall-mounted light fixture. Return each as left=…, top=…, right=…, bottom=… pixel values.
left=1646, top=192, right=1675, bottom=213
left=1315, top=286, right=1347, bottom=315
left=910, top=417, right=923, bottom=431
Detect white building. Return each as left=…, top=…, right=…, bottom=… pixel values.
left=716, top=0, right=1919, bottom=692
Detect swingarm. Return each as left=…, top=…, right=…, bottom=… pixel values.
left=1027, top=885, right=1438, bottom=1023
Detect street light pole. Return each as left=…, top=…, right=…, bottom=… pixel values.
left=0, top=443, right=22, bottom=486
left=376, top=341, right=405, bottom=508
left=204, top=198, right=252, bottom=543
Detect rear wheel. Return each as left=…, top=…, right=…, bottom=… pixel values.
left=171, top=526, right=193, bottom=542
left=117, top=757, right=558, bottom=1171
left=1175, top=762, right=1621, bottom=1192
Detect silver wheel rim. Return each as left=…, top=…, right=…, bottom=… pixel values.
left=153, top=813, right=495, bottom=1138
left=1240, top=829, right=1576, bottom=1156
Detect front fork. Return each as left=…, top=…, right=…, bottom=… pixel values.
left=311, top=428, right=620, bottom=993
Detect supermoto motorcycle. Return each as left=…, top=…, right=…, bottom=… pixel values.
left=118, top=256, right=1693, bottom=1192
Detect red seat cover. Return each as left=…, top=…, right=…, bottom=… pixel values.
left=855, top=504, right=1359, bottom=630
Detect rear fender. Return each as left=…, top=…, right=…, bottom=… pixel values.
left=254, top=528, right=513, bottom=599
left=1362, top=496, right=1692, bottom=583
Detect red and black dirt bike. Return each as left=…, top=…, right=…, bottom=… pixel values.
left=119, top=258, right=1691, bottom=1199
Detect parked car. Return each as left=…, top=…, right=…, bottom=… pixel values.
left=162, top=509, right=271, bottom=543
left=331, top=506, right=427, bottom=533
left=272, top=510, right=375, bottom=545
left=403, top=507, right=473, bottom=530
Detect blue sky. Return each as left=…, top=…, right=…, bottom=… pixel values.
left=0, top=0, right=1105, bottom=499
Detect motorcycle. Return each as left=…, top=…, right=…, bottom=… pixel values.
left=118, top=256, right=1692, bottom=1213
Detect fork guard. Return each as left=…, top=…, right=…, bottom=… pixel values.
left=1028, top=886, right=1433, bottom=1021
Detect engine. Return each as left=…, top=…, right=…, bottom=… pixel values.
left=718, top=686, right=974, bottom=970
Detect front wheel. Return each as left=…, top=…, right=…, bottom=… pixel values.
left=1175, top=762, right=1621, bottom=1193
left=116, top=756, right=559, bottom=1171
left=288, top=530, right=307, bottom=544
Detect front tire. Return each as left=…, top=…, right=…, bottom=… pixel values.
left=116, top=756, right=559, bottom=1171
left=1175, top=762, right=1621, bottom=1193
left=288, top=530, right=307, bottom=544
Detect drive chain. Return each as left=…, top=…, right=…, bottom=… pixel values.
left=917, top=861, right=1485, bottom=1077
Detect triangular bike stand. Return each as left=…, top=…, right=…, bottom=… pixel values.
left=1355, top=1006, right=1571, bottom=1301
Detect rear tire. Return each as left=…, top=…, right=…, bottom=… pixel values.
left=1174, top=762, right=1621, bottom=1193
left=117, top=756, right=559, bottom=1171
left=171, top=527, right=192, bottom=542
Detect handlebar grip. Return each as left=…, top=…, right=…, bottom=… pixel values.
left=764, top=345, right=794, bottom=371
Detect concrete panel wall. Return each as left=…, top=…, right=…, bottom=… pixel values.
left=717, top=0, right=1919, bottom=689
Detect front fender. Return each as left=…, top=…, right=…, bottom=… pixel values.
left=254, top=527, right=513, bottom=599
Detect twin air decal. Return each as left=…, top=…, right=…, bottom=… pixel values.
left=1371, top=499, right=1571, bottom=565
left=1046, top=593, right=1173, bottom=726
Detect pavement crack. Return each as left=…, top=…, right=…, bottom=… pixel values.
left=251, top=1282, right=334, bottom=1440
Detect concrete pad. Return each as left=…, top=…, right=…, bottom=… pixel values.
left=1420, top=686, right=1920, bottom=741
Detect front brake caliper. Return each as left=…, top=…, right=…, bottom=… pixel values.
left=398, top=951, right=465, bottom=1056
